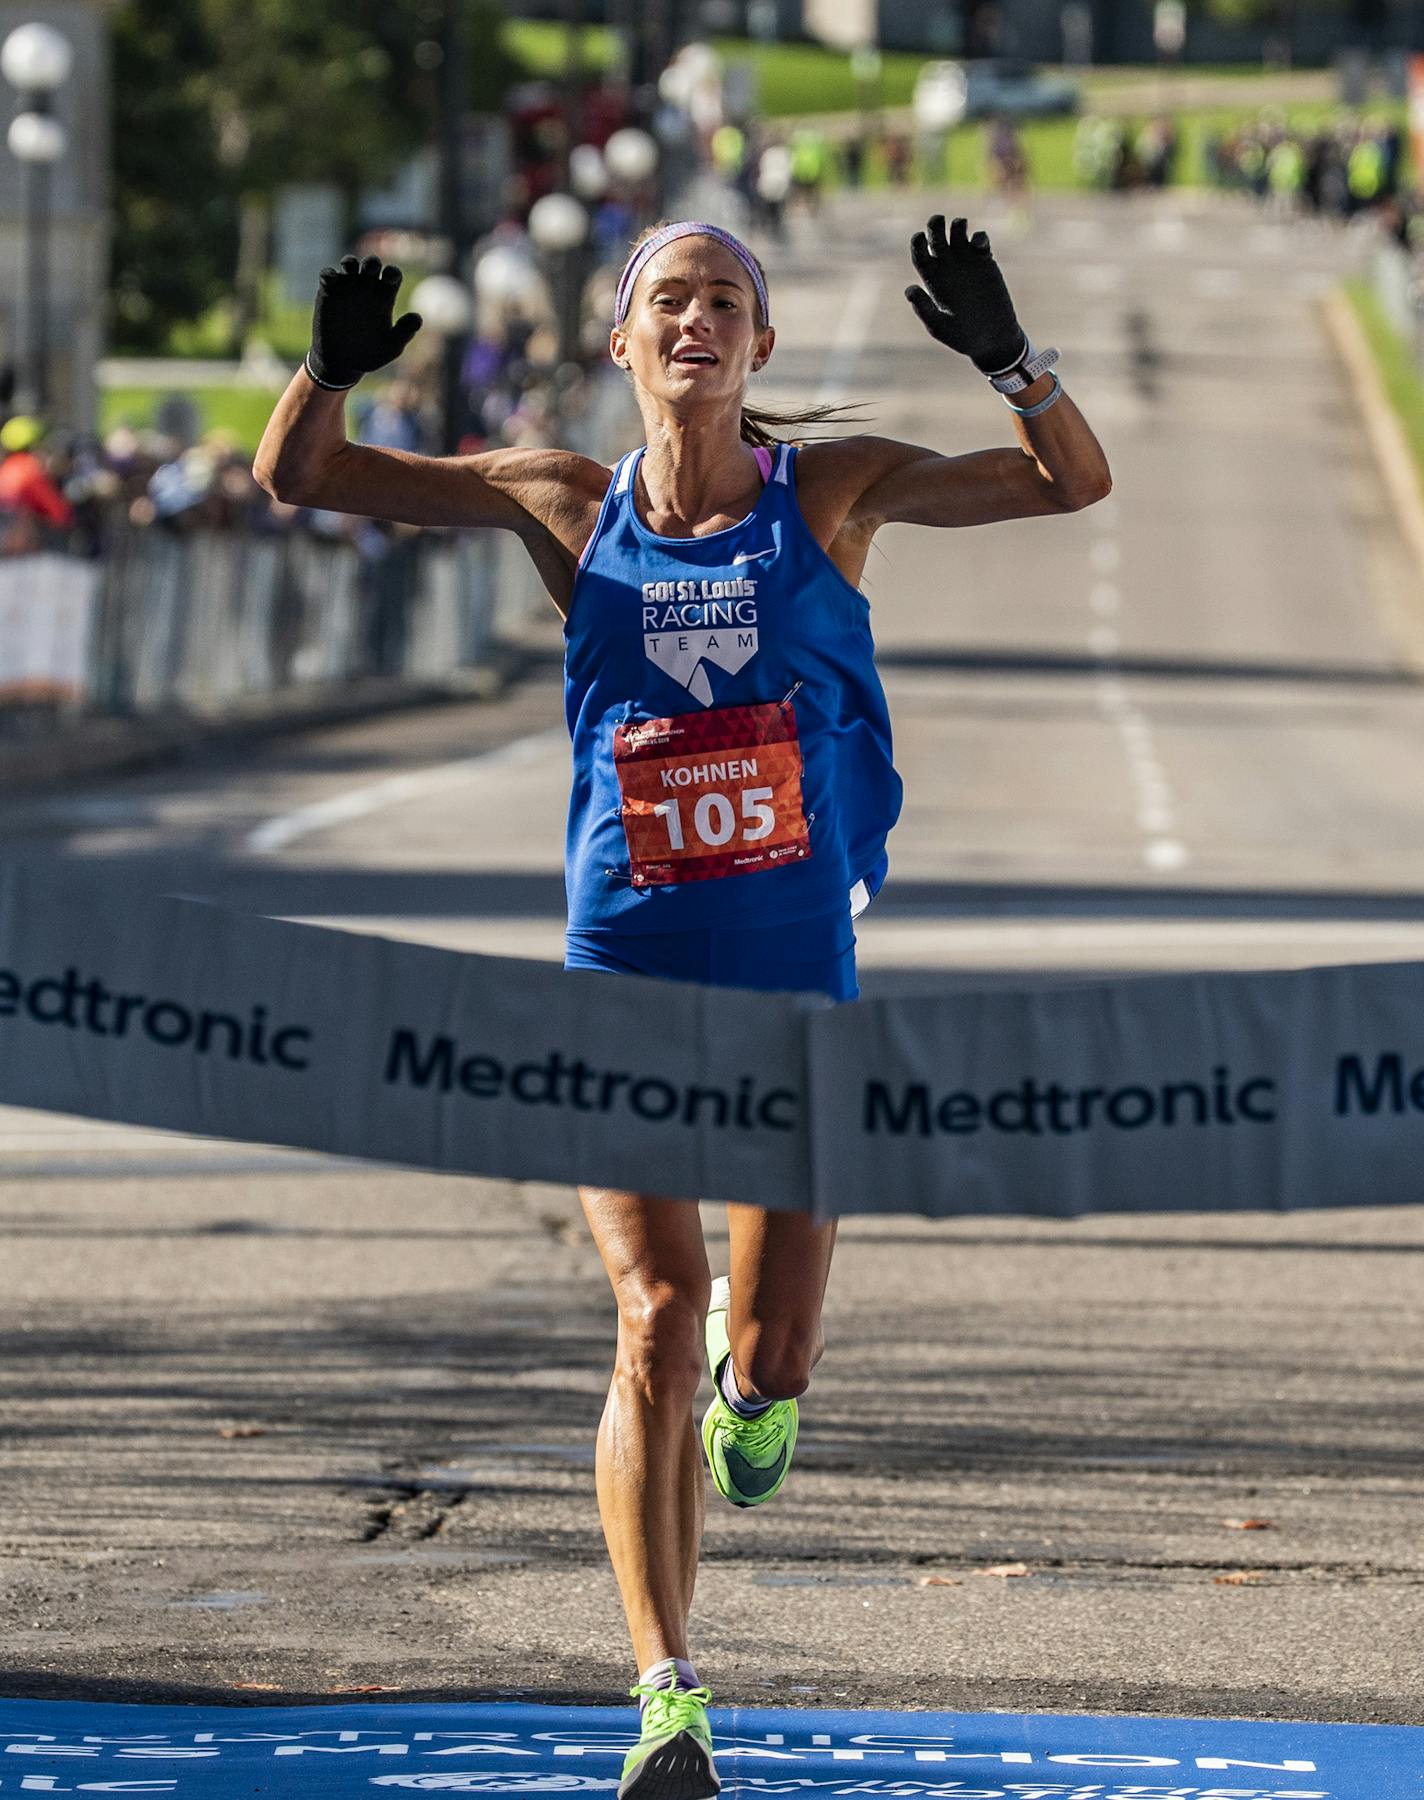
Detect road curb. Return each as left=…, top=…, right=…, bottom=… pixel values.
left=0, top=653, right=525, bottom=795
left=1320, top=284, right=1424, bottom=668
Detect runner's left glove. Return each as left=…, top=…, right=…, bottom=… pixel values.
left=904, top=215, right=1027, bottom=376
left=305, top=255, right=423, bottom=391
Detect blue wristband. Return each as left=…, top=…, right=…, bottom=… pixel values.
left=1001, top=372, right=1062, bottom=419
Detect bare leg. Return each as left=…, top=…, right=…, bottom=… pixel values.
left=723, top=1203, right=838, bottom=1401
left=580, top=1185, right=711, bottom=1672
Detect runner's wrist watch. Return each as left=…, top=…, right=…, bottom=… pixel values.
left=985, top=341, right=1061, bottom=394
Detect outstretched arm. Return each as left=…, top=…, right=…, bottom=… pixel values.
left=846, top=215, right=1110, bottom=530
left=253, top=255, right=587, bottom=534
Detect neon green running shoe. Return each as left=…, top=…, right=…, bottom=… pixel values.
left=618, top=1683, right=718, bottom=1800
left=701, top=1274, right=798, bottom=1508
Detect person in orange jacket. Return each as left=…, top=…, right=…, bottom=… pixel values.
left=0, top=416, right=76, bottom=529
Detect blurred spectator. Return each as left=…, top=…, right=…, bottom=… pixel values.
left=0, top=416, right=75, bottom=533
left=1138, top=115, right=1180, bottom=189
left=883, top=133, right=912, bottom=187
left=711, top=121, right=750, bottom=197
left=986, top=115, right=1029, bottom=209
left=1081, top=103, right=1411, bottom=245
left=356, top=377, right=428, bottom=454
left=0, top=193, right=645, bottom=569
left=788, top=125, right=831, bottom=212
left=1266, top=134, right=1306, bottom=219
left=754, top=140, right=792, bottom=240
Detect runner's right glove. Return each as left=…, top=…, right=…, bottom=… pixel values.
left=305, top=255, right=423, bottom=391
left=904, top=214, right=1027, bottom=376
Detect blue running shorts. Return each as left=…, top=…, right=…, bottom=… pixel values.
left=565, top=906, right=858, bottom=1003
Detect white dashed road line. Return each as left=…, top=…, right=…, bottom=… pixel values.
left=1085, top=508, right=1190, bottom=875
left=243, top=727, right=567, bottom=856
left=815, top=265, right=882, bottom=405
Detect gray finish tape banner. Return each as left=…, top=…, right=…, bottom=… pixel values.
left=0, top=866, right=813, bottom=1211
left=1, top=864, right=1421, bottom=1218
left=808, top=964, right=1424, bottom=1218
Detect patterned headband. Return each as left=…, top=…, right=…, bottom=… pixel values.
left=613, top=221, right=770, bottom=327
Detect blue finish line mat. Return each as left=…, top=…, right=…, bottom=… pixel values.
left=1, top=1701, right=1420, bottom=1800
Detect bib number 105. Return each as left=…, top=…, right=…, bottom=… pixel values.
left=612, top=699, right=812, bottom=886
left=653, top=786, right=775, bottom=851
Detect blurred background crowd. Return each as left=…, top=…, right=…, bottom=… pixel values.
left=4, top=13, right=1424, bottom=557
left=4, top=2, right=1424, bottom=720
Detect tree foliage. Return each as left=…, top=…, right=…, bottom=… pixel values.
left=110, top=0, right=522, bottom=352
left=110, top=1, right=237, bottom=351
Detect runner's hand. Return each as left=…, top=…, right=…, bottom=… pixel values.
left=306, top=255, right=423, bottom=390
left=904, top=215, right=1027, bottom=375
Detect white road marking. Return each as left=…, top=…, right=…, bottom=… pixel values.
left=816, top=265, right=882, bottom=405
left=243, top=727, right=567, bottom=855
left=1144, top=836, right=1191, bottom=871
left=1052, top=218, right=1105, bottom=249
left=1143, top=216, right=1189, bottom=250
left=1084, top=506, right=1191, bottom=874
left=1247, top=224, right=1289, bottom=254
left=1192, top=267, right=1245, bottom=299
left=1071, top=263, right=1123, bottom=294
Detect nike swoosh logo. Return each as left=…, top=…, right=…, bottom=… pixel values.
left=723, top=1440, right=787, bottom=1497
left=731, top=548, right=776, bottom=565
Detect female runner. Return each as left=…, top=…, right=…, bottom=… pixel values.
left=255, top=212, right=1110, bottom=1800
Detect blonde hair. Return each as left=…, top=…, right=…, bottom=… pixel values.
left=618, top=221, right=871, bottom=447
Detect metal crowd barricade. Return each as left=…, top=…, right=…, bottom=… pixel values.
left=1371, top=238, right=1424, bottom=374
left=1, top=521, right=552, bottom=731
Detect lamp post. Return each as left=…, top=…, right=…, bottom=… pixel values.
left=528, top=190, right=590, bottom=375
left=527, top=192, right=591, bottom=444
left=603, top=124, right=659, bottom=217
left=2, top=22, right=72, bottom=417
left=410, top=274, right=475, bottom=451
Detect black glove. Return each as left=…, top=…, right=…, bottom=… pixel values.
left=306, top=255, right=423, bottom=390
left=904, top=215, right=1027, bottom=376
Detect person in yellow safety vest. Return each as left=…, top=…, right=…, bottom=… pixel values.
left=1266, top=137, right=1305, bottom=218
left=788, top=125, right=829, bottom=210
left=1347, top=133, right=1385, bottom=212
left=1238, top=137, right=1267, bottom=196
left=711, top=122, right=747, bottom=186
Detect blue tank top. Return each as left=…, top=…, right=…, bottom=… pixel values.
left=563, top=440, right=902, bottom=934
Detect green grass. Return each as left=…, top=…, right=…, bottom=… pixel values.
left=710, top=39, right=941, bottom=114
left=497, top=26, right=1335, bottom=117
left=1343, top=277, right=1424, bottom=504
left=100, top=386, right=289, bottom=453
left=500, top=18, right=622, bottom=79
left=868, top=96, right=1411, bottom=191
left=498, top=19, right=935, bottom=111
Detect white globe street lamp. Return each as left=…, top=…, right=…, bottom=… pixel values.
left=527, top=191, right=589, bottom=253
left=1, top=22, right=73, bottom=93
left=569, top=143, right=609, bottom=201
left=527, top=193, right=590, bottom=387
left=3, top=21, right=73, bottom=415
left=473, top=242, right=542, bottom=311
left=409, top=273, right=474, bottom=337
left=603, top=126, right=659, bottom=186
left=6, top=110, right=65, bottom=163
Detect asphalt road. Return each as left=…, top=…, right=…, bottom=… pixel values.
left=1, top=189, right=1421, bottom=1726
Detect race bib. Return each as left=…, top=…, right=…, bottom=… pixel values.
left=613, top=699, right=812, bottom=887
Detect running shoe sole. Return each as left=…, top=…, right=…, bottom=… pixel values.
left=617, top=1730, right=720, bottom=1800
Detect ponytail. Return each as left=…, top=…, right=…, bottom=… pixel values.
left=738, top=397, right=873, bottom=449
